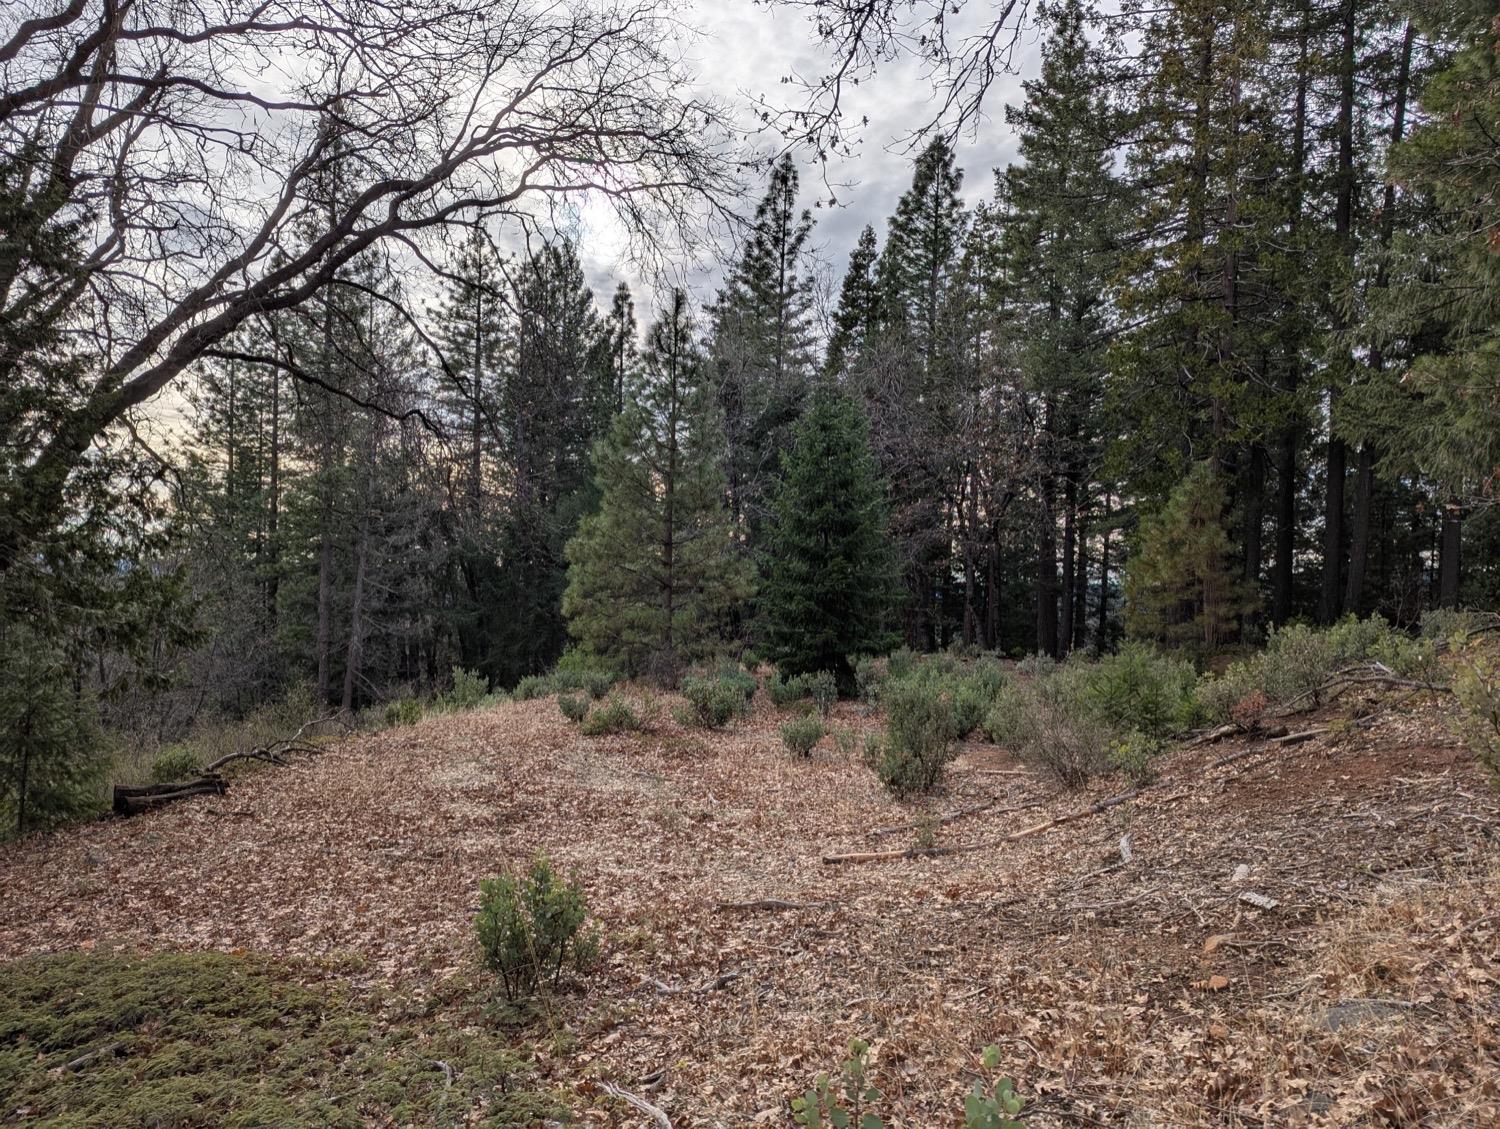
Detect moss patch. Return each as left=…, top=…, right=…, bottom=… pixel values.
left=0, top=949, right=564, bottom=1127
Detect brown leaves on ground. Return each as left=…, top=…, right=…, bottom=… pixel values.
left=0, top=691, right=1496, bottom=1126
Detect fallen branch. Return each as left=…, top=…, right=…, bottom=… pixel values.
left=112, top=777, right=226, bottom=816
left=598, top=1081, right=672, bottom=1128
left=202, top=713, right=341, bottom=774
left=56, top=1042, right=124, bottom=1073
left=714, top=898, right=826, bottom=912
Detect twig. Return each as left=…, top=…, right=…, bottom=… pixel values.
left=429, top=1059, right=454, bottom=1088
left=599, top=1080, right=673, bottom=1128
left=56, top=1042, right=123, bottom=1073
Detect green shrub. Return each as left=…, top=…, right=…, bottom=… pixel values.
left=475, top=854, right=599, bottom=1000
left=1014, top=696, right=1112, bottom=788
left=806, top=670, right=839, bottom=717
left=854, top=655, right=886, bottom=704
left=1109, top=730, right=1163, bottom=786
left=1421, top=607, right=1484, bottom=642
left=781, top=715, right=826, bottom=758
left=1077, top=643, right=1200, bottom=739
left=964, top=1044, right=1027, bottom=1129
left=830, top=726, right=858, bottom=760
left=149, top=745, right=202, bottom=784
left=1016, top=653, right=1058, bottom=678
left=886, top=647, right=919, bottom=680
left=768, top=671, right=810, bottom=709
left=581, top=696, right=641, bottom=736
left=677, top=676, right=746, bottom=729
left=383, top=698, right=423, bottom=727
left=512, top=675, right=554, bottom=701
left=1452, top=646, right=1500, bottom=777
left=557, top=694, right=589, bottom=724
left=982, top=683, right=1031, bottom=747
left=444, top=666, right=489, bottom=711
left=877, top=676, right=958, bottom=795
left=792, top=1038, right=884, bottom=1129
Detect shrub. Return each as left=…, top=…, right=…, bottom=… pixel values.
left=149, top=745, right=202, bottom=784
left=792, top=1038, right=884, bottom=1129
left=982, top=683, right=1031, bottom=747
left=1421, top=607, right=1484, bottom=642
left=512, top=675, right=554, bottom=701
left=854, top=655, right=886, bottom=704
left=964, top=1045, right=1027, bottom=1129
left=1015, top=698, right=1111, bottom=788
left=877, top=676, right=958, bottom=795
left=581, top=696, right=641, bottom=736
left=830, top=726, right=858, bottom=760
left=1076, top=643, right=1200, bottom=739
left=767, top=671, right=811, bottom=709
left=445, top=666, right=489, bottom=711
left=475, top=854, right=599, bottom=1000
left=1452, top=647, right=1500, bottom=777
left=1016, top=652, right=1057, bottom=678
left=677, top=676, right=747, bottom=729
left=806, top=671, right=839, bottom=717
left=1109, top=730, right=1163, bottom=786
left=886, top=647, right=919, bottom=680
left=714, top=664, right=759, bottom=702
left=557, top=694, right=589, bottom=724
left=579, top=671, right=617, bottom=700
left=383, top=698, right=423, bottom=727
left=781, top=715, right=826, bottom=758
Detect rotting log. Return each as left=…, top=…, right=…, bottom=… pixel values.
left=113, top=776, right=227, bottom=816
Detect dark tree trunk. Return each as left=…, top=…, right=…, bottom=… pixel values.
left=1344, top=442, right=1376, bottom=615
left=1439, top=503, right=1463, bottom=609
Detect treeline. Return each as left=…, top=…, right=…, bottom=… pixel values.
left=3, top=0, right=1498, bottom=829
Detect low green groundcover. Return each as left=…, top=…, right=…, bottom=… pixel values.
left=0, top=949, right=564, bottom=1127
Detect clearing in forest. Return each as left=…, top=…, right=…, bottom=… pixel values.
left=1, top=690, right=1496, bottom=1127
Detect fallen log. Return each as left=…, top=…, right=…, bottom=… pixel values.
left=867, top=797, right=1043, bottom=839
left=113, top=776, right=226, bottom=816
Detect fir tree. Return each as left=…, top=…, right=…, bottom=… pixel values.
left=758, top=386, right=900, bottom=689
left=563, top=291, right=752, bottom=681
left=824, top=224, right=882, bottom=378
left=1124, top=461, right=1256, bottom=649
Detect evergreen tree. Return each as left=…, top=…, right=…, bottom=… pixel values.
left=1124, top=461, right=1255, bottom=649
left=603, top=282, right=640, bottom=415
left=708, top=155, right=819, bottom=540
left=824, top=224, right=881, bottom=378
left=563, top=291, right=752, bottom=681
left=758, top=386, right=900, bottom=689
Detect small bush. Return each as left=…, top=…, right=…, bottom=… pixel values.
left=512, top=675, right=554, bottom=701
left=679, top=675, right=749, bottom=729
left=830, top=726, right=858, bottom=760
left=854, top=655, right=886, bottom=704
left=149, top=745, right=202, bottom=784
left=877, top=677, right=957, bottom=795
left=557, top=694, right=589, bottom=724
left=581, top=696, right=641, bottom=736
left=1016, top=652, right=1058, bottom=678
left=767, top=671, right=810, bottom=709
left=445, top=666, right=489, bottom=711
left=712, top=663, right=758, bottom=702
left=475, top=854, right=599, bottom=1000
left=1016, top=698, right=1111, bottom=788
left=1421, top=607, right=1484, bottom=642
left=964, top=1044, right=1027, bottom=1129
left=806, top=671, right=839, bottom=717
left=982, top=683, right=1030, bottom=747
left=1109, top=730, right=1163, bottom=786
left=792, top=1038, right=884, bottom=1129
left=1452, top=647, right=1500, bottom=777
left=383, top=698, right=423, bottom=727
left=781, top=715, right=826, bottom=758
left=1077, top=643, right=1200, bottom=739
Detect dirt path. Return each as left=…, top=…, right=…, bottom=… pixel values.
left=2, top=694, right=1496, bottom=1126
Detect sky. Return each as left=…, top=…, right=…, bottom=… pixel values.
left=570, top=0, right=1045, bottom=319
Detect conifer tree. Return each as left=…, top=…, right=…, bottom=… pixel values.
left=758, top=386, right=900, bottom=689
left=563, top=291, right=752, bottom=681
left=708, top=155, right=819, bottom=539
left=1124, top=461, right=1255, bottom=649
left=824, top=224, right=881, bottom=378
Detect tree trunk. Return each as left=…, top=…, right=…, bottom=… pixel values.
left=1096, top=492, right=1111, bottom=652
left=1344, top=441, right=1376, bottom=615
left=1439, top=502, right=1463, bottom=608
left=1058, top=478, right=1077, bottom=658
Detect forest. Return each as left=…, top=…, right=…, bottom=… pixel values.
left=2, top=0, right=1498, bottom=1125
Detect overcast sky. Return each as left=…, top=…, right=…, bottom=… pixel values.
left=571, top=0, right=1045, bottom=321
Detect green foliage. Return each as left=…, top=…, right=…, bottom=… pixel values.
left=854, top=656, right=887, bottom=704
left=443, top=666, right=489, bottom=711
left=149, top=746, right=202, bottom=784
left=964, top=1045, right=1027, bottom=1129
left=0, top=630, right=107, bottom=837
left=1420, top=608, right=1485, bottom=643
left=383, top=698, right=423, bottom=727
left=1110, top=730, right=1163, bottom=786
left=677, top=675, right=749, bottom=729
left=877, top=676, right=958, bottom=795
left=982, top=682, right=1031, bottom=747
left=1014, top=694, right=1112, bottom=788
left=563, top=290, right=753, bottom=682
left=557, top=694, right=589, bottom=724
left=1016, top=653, right=1057, bottom=679
left=0, top=950, right=560, bottom=1127
left=805, top=670, right=839, bottom=718
left=830, top=726, right=859, bottom=760
left=769, top=671, right=812, bottom=709
left=1451, top=645, right=1500, bottom=778
left=791, top=1038, right=885, bottom=1129
left=1124, top=462, right=1255, bottom=650
left=1198, top=617, right=1434, bottom=722
left=512, top=675, right=553, bottom=701
left=758, top=386, right=900, bottom=690
left=708, top=663, right=758, bottom=702
left=580, top=696, right=641, bottom=736
left=781, top=715, right=826, bottom=758
left=1076, top=644, right=1200, bottom=739
left=474, top=854, right=599, bottom=1000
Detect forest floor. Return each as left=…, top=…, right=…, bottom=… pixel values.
left=1, top=683, right=1497, bottom=1127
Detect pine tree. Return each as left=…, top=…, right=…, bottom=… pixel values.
left=602, top=282, right=640, bottom=415
left=758, top=386, right=900, bottom=689
left=824, top=224, right=881, bottom=378
left=563, top=291, right=752, bottom=681
left=1124, top=461, right=1256, bottom=649
left=708, top=154, right=819, bottom=540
